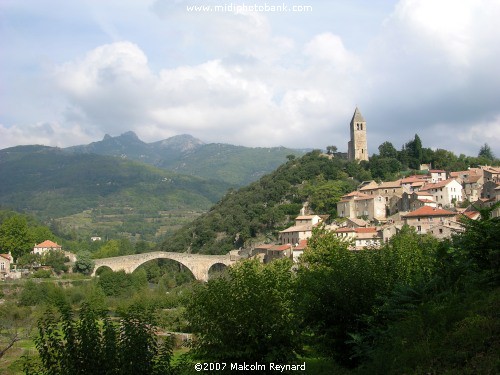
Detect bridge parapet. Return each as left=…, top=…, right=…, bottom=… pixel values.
left=92, top=251, right=235, bottom=281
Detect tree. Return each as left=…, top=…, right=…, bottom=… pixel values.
left=27, top=302, right=174, bottom=375
left=73, top=252, right=95, bottom=275
left=326, top=145, right=338, bottom=155
left=296, top=225, right=439, bottom=363
left=403, top=134, right=423, bottom=169
left=42, top=250, right=68, bottom=274
left=0, top=215, right=33, bottom=259
left=478, top=143, right=495, bottom=161
left=185, top=259, right=301, bottom=363
left=378, top=141, right=398, bottom=159
left=454, top=203, right=500, bottom=281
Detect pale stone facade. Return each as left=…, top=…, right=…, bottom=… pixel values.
left=278, top=215, right=323, bottom=245
left=420, top=179, right=463, bottom=208
left=337, top=191, right=386, bottom=221
left=334, top=227, right=383, bottom=250
left=0, top=253, right=12, bottom=278
left=347, top=107, right=368, bottom=161
left=402, top=206, right=457, bottom=234
left=33, top=240, right=62, bottom=256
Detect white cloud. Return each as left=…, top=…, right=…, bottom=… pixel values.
left=46, top=35, right=359, bottom=147
left=0, top=122, right=94, bottom=150
left=304, top=33, right=360, bottom=71
left=2, top=0, right=500, bottom=157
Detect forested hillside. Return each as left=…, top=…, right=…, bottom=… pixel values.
left=160, top=151, right=360, bottom=254
left=0, top=146, right=231, bottom=241
left=160, top=136, right=499, bottom=255
left=67, top=131, right=305, bottom=186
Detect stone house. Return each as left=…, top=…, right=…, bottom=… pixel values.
left=33, top=240, right=62, bottom=256
left=420, top=179, right=463, bottom=208
left=493, top=186, right=500, bottom=218
left=401, top=176, right=429, bottom=193
left=0, top=253, right=12, bottom=278
left=402, top=206, right=457, bottom=234
left=292, top=239, right=308, bottom=262
left=427, top=222, right=464, bottom=240
left=463, top=174, right=483, bottom=202
left=334, top=227, right=383, bottom=250
left=278, top=215, right=323, bottom=245
left=482, top=166, right=500, bottom=184
left=481, top=181, right=500, bottom=200
left=264, top=244, right=293, bottom=263
left=344, top=217, right=369, bottom=228
left=429, top=170, right=447, bottom=183
left=337, top=191, right=386, bottom=221
left=398, top=191, right=437, bottom=212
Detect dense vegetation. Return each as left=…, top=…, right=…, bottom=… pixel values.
left=367, top=136, right=499, bottom=180
left=160, top=151, right=359, bottom=254
left=161, top=137, right=499, bottom=255
left=0, top=146, right=230, bottom=242
left=7, top=203, right=487, bottom=374
left=1, top=135, right=499, bottom=374
left=183, top=205, right=499, bottom=374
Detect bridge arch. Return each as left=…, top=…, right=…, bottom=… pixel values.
left=94, top=265, right=113, bottom=275
left=91, top=251, right=234, bottom=282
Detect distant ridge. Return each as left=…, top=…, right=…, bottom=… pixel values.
left=66, top=132, right=304, bottom=186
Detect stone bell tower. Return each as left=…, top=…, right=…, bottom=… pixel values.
left=347, top=107, right=368, bottom=161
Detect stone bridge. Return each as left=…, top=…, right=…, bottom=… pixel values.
left=91, top=251, right=236, bottom=281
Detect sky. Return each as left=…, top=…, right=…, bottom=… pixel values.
left=1, top=0, right=500, bottom=157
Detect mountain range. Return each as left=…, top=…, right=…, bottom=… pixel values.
left=0, top=133, right=304, bottom=242
left=67, top=132, right=304, bottom=186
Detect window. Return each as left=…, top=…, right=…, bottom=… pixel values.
left=439, top=228, right=443, bottom=234
left=417, top=225, right=422, bottom=232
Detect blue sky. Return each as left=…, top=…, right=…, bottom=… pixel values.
left=1, top=0, right=499, bottom=157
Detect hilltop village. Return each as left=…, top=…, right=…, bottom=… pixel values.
left=249, top=108, right=500, bottom=263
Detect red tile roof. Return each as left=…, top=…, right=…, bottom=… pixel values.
left=403, top=206, right=456, bottom=218
left=462, top=211, right=480, bottom=220
left=0, top=253, right=12, bottom=261
left=294, top=240, right=308, bottom=251
left=34, top=240, right=61, bottom=248
left=269, top=244, right=292, bottom=251
left=355, top=227, right=378, bottom=233
left=420, top=178, right=457, bottom=191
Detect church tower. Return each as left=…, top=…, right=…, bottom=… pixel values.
left=347, top=107, right=368, bottom=161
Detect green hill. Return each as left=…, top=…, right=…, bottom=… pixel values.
left=0, top=145, right=232, bottom=241
left=159, top=151, right=360, bottom=254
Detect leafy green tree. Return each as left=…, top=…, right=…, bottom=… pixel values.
left=478, top=143, right=495, bottom=160
left=17, top=253, right=42, bottom=270
left=326, top=145, right=338, bottom=155
left=297, top=225, right=439, bottom=363
left=378, top=141, right=398, bottom=159
left=454, top=203, right=500, bottom=282
left=42, top=250, right=68, bottom=274
left=0, top=215, right=32, bottom=259
left=29, top=225, right=56, bottom=245
left=185, top=258, right=301, bottom=363
left=73, top=252, right=95, bottom=275
left=97, top=270, right=132, bottom=297
left=28, top=302, right=174, bottom=375
left=369, top=155, right=402, bottom=180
